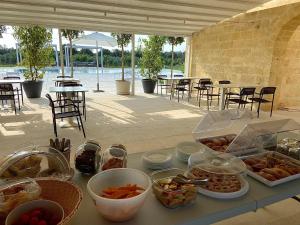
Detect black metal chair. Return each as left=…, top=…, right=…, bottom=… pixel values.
left=156, top=75, right=170, bottom=95
left=170, top=79, right=191, bottom=102
left=193, top=79, right=212, bottom=101
left=227, top=87, right=256, bottom=110
left=0, top=84, right=19, bottom=114
left=45, top=94, right=86, bottom=138
left=3, top=76, right=23, bottom=105
left=202, top=80, right=231, bottom=110
left=55, top=75, right=72, bottom=86
left=249, top=87, right=276, bottom=117
left=59, top=82, right=86, bottom=121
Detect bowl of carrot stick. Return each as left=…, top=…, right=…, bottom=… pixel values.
left=87, top=168, right=151, bottom=222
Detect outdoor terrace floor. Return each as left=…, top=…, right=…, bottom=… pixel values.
left=1, top=92, right=300, bottom=225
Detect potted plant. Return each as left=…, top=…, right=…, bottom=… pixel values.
left=111, top=33, right=132, bottom=95
left=13, top=26, right=53, bottom=98
left=140, top=36, right=165, bottom=93
left=167, top=37, right=184, bottom=78
left=62, top=29, right=83, bottom=77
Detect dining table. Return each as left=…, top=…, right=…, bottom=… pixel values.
left=211, top=84, right=259, bottom=111
left=69, top=147, right=300, bottom=225
left=48, top=86, right=88, bottom=127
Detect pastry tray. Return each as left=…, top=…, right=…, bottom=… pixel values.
left=197, top=134, right=259, bottom=156
left=197, top=175, right=249, bottom=199
left=241, top=151, right=300, bottom=187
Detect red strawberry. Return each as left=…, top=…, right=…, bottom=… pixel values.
left=29, top=217, right=39, bottom=225
left=31, top=209, right=42, bottom=218
left=20, top=214, right=30, bottom=224
left=37, top=220, right=47, bottom=225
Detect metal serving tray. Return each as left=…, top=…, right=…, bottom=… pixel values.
left=241, top=151, right=300, bottom=187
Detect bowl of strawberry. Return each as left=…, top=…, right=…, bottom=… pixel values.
left=5, top=200, right=64, bottom=225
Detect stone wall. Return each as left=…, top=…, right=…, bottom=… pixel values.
left=190, top=1, right=300, bottom=109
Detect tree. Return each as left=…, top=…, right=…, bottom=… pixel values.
left=13, top=26, right=53, bottom=81
left=0, top=25, right=6, bottom=38
left=140, top=36, right=166, bottom=80
left=167, top=37, right=184, bottom=78
left=62, top=29, right=83, bottom=77
left=111, top=33, right=132, bottom=81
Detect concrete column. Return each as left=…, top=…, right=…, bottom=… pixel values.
left=58, top=29, right=64, bottom=76
left=131, top=34, right=135, bottom=96
left=184, top=36, right=192, bottom=77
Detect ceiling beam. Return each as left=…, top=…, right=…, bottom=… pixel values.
left=0, top=10, right=203, bottom=32
left=0, top=16, right=193, bottom=36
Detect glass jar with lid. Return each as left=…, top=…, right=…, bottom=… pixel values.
left=75, top=140, right=101, bottom=174
left=100, top=145, right=127, bottom=171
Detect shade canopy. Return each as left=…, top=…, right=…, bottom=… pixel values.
left=0, top=0, right=271, bottom=36
left=73, top=32, right=117, bottom=47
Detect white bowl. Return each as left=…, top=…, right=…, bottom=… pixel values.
left=176, top=142, right=205, bottom=163
left=87, top=168, right=151, bottom=222
left=6, top=199, right=64, bottom=225
left=142, top=151, right=172, bottom=170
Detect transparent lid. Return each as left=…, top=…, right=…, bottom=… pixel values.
left=227, top=119, right=300, bottom=154
left=192, top=109, right=255, bottom=140
left=0, top=146, right=73, bottom=181
left=188, top=151, right=246, bottom=175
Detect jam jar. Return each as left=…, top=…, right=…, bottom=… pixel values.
left=75, top=140, right=101, bottom=174
left=100, top=145, right=127, bottom=171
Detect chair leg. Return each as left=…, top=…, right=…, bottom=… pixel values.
left=53, top=118, right=58, bottom=137
left=21, top=85, right=24, bottom=105
left=13, top=99, right=17, bottom=115
left=270, top=95, right=275, bottom=117
left=78, top=115, right=86, bottom=138
left=257, top=102, right=261, bottom=118
left=177, top=90, right=179, bottom=102
left=76, top=117, right=81, bottom=130
left=207, top=90, right=210, bottom=111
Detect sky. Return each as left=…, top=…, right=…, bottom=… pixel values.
left=0, top=26, right=186, bottom=52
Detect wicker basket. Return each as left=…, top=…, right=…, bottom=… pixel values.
left=36, top=178, right=83, bottom=225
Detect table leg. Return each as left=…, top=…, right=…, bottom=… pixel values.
left=219, top=87, right=226, bottom=110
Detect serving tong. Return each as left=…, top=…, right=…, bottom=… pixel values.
left=171, top=174, right=208, bottom=186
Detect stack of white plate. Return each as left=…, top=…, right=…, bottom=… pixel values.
left=142, top=151, right=172, bottom=170
left=175, top=142, right=205, bottom=163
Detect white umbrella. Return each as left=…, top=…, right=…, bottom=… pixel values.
left=73, top=32, right=118, bottom=92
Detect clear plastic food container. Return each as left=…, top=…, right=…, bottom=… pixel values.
left=0, top=146, right=73, bottom=181
left=100, top=147, right=127, bottom=171
left=187, top=151, right=249, bottom=199
left=151, top=168, right=197, bottom=208
left=0, top=178, right=41, bottom=219
left=75, top=140, right=101, bottom=174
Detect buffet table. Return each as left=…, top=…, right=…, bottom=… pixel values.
left=69, top=148, right=300, bottom=225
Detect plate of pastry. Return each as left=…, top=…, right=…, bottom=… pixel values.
left=242, top=151, right=300, bottom=186
left=187, top=167, right=249, bottom=199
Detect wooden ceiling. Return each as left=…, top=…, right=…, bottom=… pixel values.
left=0, top=0, right=271, bottom=36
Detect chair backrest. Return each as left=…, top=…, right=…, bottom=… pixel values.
left=174, top=74, right=183, bottom=78
left=219, top=80, right=231, bottom=84
left=3, top=76, right=21, bottom=80
left=57, top=75, right=71, bottom=78
left=199, top=79, right=212, bottom=86
left=45, top=94, right=56, bottom=115
left=240, top=87, right=256, bottom=96
left=178, top=79, right=190, bottom=86
left=61, top=82, right=82, bottom=87
left=158, top=75, right=167, bottom=79
left=0, top=84, right=14, bottom=92
left=260, top=87, right=276, bottom=95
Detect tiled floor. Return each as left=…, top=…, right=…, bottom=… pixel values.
left=1, top=92, right=300, bottom=225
